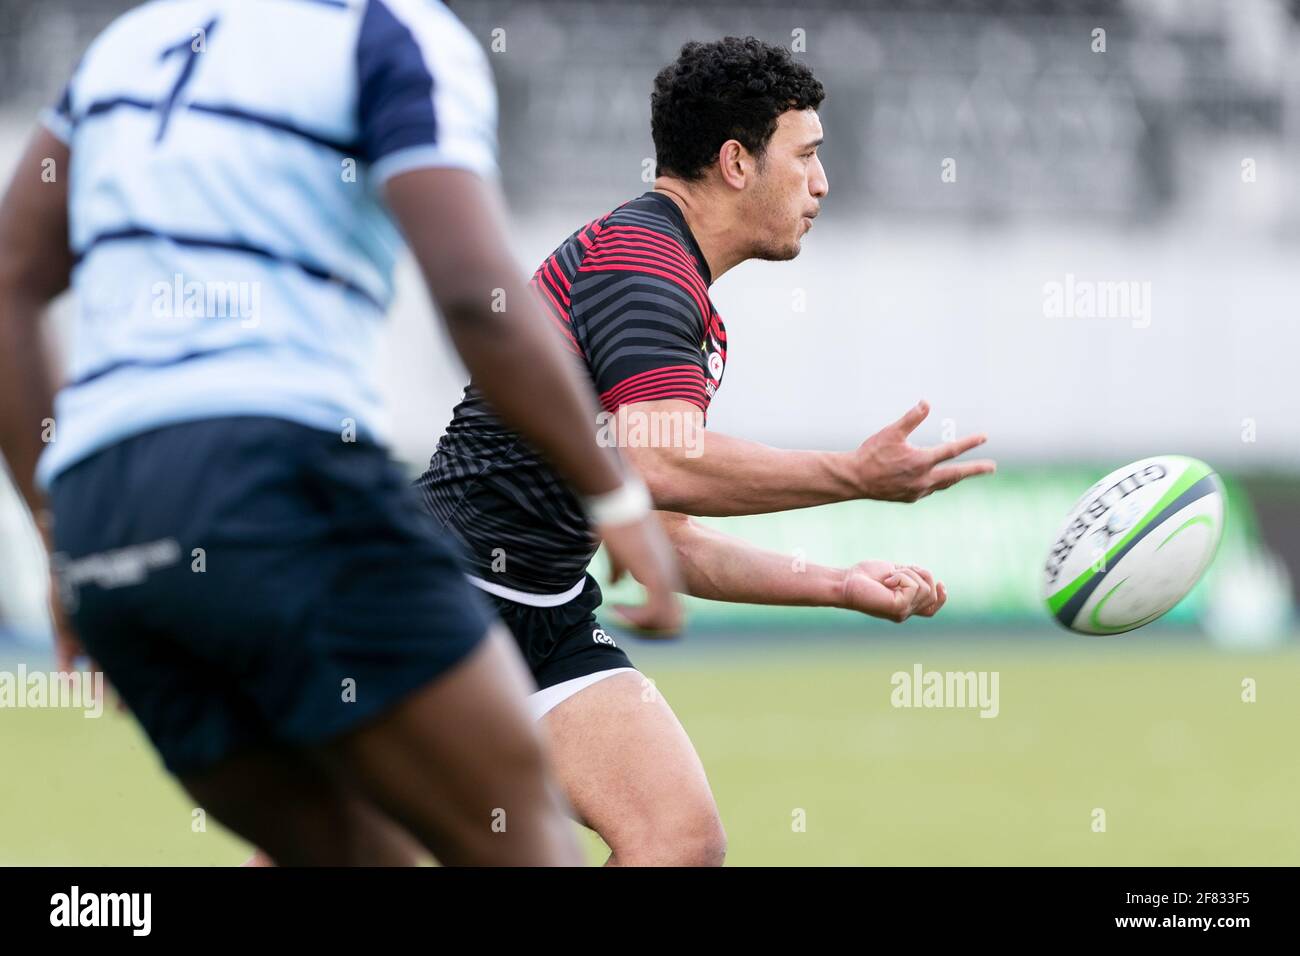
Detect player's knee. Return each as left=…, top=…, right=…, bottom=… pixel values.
left=617, top=801, right=726, bottom=867
left=677, top=811, right=727, bottom=867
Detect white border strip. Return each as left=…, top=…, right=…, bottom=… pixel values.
left=466, top=574, right=585, bottom=608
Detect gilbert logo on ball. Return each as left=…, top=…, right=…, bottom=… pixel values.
left=1043, top=455, right=1225, bottom=634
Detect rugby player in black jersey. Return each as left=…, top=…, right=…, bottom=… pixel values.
left=416, top=37, right=995, bottom=866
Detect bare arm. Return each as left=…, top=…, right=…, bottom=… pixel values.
left=0, top=128, right=71, bottom=522
left=0, top=127, right=81, bottom=670
left=619, top=398, right=995, bottom=516
left=653, top=511, right=945, bottom=623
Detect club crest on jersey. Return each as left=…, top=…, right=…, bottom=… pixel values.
left=707, top=350, right=724, bottom=380
left=703, top=334, right=725, bottom=392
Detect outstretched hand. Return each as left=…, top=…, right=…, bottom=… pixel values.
left=854, top=400, right=996, bottom=502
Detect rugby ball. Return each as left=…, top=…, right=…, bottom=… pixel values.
left=1042, top=455, right=1225, bottom=634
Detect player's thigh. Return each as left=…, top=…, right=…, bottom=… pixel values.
left=179, top=746, right=422, bottom=866
left=325, top=625, right=582, bottom=867
left=541, top=670, right=725, bottom=863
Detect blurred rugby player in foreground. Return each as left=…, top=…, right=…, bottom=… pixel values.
left=0, top=0, right=681, bottom=866
left=414, top=37, right=996, bottom=865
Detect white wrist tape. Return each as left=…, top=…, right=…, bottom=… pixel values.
left=585, top=477, right=652, bottom=527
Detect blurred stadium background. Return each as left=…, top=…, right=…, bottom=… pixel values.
left=0, top=0, right=1296, bottom=865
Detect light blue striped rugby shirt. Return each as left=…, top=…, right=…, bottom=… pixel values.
left=36, top=0, right=496, bottom=488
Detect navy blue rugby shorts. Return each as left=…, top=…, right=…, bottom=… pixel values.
left=48, top=416, right=493, bottom=776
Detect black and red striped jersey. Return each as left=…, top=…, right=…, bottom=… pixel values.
left=415, top=191, right=726, bottom=597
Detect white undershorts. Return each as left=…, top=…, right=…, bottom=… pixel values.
left=527, top=667, right=637, bottom=721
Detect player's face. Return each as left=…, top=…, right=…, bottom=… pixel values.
left=744, top=109, right=828, bottom=261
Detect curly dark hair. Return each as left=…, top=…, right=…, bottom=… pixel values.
left=650, top=36, right=825, bottom=182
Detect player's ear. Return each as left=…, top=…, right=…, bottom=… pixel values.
left=717, top=139, right=749, bottom=190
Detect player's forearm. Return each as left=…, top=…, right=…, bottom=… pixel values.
left=0, top=292, right=56, bottom=518
left=622, top=398, right=994, bottom=512
left=0, top=129, right=70, bottom=523
left=659, top=512, right=847, bottom=607
left=634, top=429, right=858, bottom=517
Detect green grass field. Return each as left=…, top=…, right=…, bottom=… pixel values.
left=3, top=634, right=1297, bottom=865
